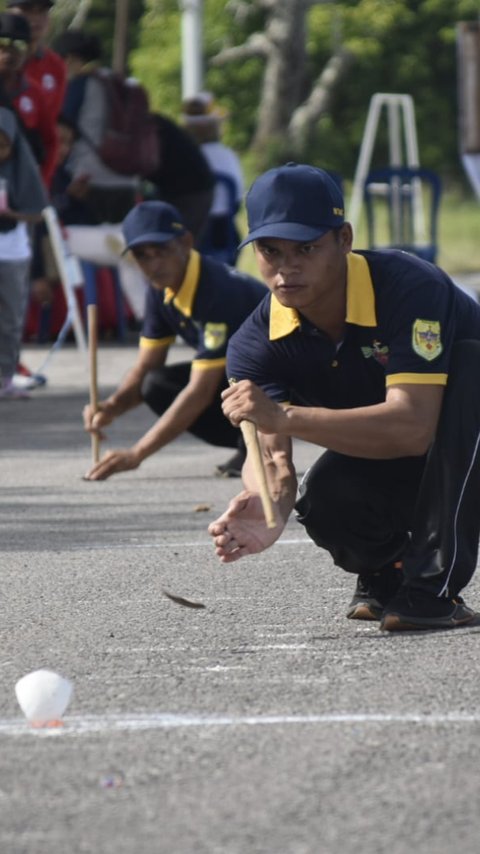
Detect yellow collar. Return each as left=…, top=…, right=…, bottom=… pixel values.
left=345, top=252, right=377, bottom=326
left=268, top=252, right=376, bottom=340
left=163, top=250, right=200, bottom=317
left=269, top=294, right=301, bottom=340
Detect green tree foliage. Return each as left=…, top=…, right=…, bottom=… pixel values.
left=49, top=0, right=145, bottom=71
left=49, top=0, right=480, bottom=184
left=325, top=0, right=480, bottom=183
left=130, top=0, right=263, bottom=149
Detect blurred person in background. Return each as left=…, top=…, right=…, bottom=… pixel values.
left=55, top=28, right=139, bottom=224
left=0, top=12, right=56, bottom=186
left=182, top=91, right=243, bottom=264
left=0, top=107, right=47, bottom=399
left=7, top=0, right=66, bottom=122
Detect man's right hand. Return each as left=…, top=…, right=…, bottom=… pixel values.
left=82, top=402, right=115, bottom=440
left=83, top=448, right=142, bottom=481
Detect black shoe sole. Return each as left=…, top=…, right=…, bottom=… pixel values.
left=347, top=602, right=383, bottom=621
left=380, top=610, right=480, bottom=632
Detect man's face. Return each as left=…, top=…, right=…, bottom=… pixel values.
left=253, top=227, right=352, bottom=313
left=130, top=236, right=191, bottom=291
left=10, top=4, right=50, bottom=48
left=0, top=37, right=28, bottom=74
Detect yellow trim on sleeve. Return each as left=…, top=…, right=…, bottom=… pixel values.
left=386, top=372, right=447, bottom=386
left=139, top=335, right=175, bottom=349
left=191, top=357, right=227, bottom=370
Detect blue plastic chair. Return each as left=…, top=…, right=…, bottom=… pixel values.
left=363, top=166, right=442, bottom=264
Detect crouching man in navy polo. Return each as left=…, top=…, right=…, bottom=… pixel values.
left=209, top=162, right=480, bottom=632
left=83, top=201, right=266, bottom=480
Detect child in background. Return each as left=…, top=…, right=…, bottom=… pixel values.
left=0, top=106, right=47, bottom=399
left=50, top=114, right=91, bottom=224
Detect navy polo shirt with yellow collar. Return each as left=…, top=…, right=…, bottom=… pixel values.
left=226, top=249, right=480, bottom=407
left=140, top=250, right=267, bottom=370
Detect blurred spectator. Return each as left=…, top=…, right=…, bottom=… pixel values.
left=142, top=112, right=215, bottom=245
left=0, top=107, right=47, bottom=399
left=48, top=110, right=219, bottom=322
left=54, top=29, right=139, bottom=224
left=49, top=114, right=94, bottom=225
left=0, top=12, right=56, bottom=186
left=7, top=0, right=66, bottom=121
left=182, top=91, right=243, bottom=262
left=29, top=113, right=147, bottom=322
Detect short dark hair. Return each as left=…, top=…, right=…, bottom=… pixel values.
left=54, top=29, right=101, bottom=62
left=0, top=11, right=31, bottom=42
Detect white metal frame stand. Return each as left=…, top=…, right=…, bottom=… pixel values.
left=348, top=93, right=425, bottom=240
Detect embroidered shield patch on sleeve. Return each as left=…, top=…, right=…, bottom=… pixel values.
left=204, top=322, right=228, bottom=350
left=412, top=319, right=442, bottom=361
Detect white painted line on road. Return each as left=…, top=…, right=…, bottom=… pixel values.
left=1, top=711, right=480, bottom=737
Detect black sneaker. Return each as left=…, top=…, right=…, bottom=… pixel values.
left=215, top=448, right=246, bottom=478
left=347, top=565, right=403, bottom=621
left=380, top=586, right=480, bottom=632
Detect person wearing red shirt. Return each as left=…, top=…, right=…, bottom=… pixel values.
left=7, top=0, right=66, bottom=120
left=12, top=73, right=56, bottom=186
left=0, top=12, right=56, bottom=186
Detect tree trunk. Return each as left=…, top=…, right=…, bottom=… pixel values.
left=251, top=0, right=309, bottom=151
left=287, top=48, right=354, bottom=154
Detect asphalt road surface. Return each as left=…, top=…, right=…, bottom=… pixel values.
left=1, top=342, right=480, bottom=854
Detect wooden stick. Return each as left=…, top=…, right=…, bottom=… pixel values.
left=87, top=304, right=100, bottom=465
left=228, top=378, right=276, bottom=528
left=238, top=419, right=276, bottom=529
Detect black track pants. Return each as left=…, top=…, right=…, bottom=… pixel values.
left=295, top=340, right=480, bottom=597
left=141, top=361, right=241, bottom=449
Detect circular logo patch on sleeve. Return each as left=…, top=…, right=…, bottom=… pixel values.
left=412, top=319, right=442, bottom=361
left=204, top=322, right=228, bottom=350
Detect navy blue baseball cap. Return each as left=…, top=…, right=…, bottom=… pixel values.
left=239, top=162, right=345, bottom=248
left=122, top=201, right=187, bottom=253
